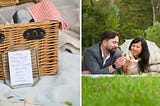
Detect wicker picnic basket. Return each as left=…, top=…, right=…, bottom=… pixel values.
left=0, top=0, right=59, bottom=80
left=0, top=0, right=40, bottom=7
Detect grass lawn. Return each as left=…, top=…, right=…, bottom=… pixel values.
left=82, top=75, right=160, bottom=106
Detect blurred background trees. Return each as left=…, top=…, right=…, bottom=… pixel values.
left=82, top=0, right=160, bottom=53
left=82, top=0, right=120, bottom=48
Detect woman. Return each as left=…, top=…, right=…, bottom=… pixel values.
left=122, top=37, right=150, bottom=75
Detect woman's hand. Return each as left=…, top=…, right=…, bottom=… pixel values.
left=121, top=57, right=133, bottom=75
left=126, top=59, right=133, bottom=66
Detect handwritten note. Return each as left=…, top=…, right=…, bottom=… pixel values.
left=8, top=50, right=33, bottom=86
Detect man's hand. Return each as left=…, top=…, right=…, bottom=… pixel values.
left=114, top=55, right=126, bottom=68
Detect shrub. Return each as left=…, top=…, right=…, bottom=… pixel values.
left=145, top=22, right=160, bottom=47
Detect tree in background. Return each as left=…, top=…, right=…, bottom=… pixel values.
left=82, top=0, right=120, bottom=48
left=117, top=0, right=152, bottom=44
left=145, top=22, right=160, bottom=47
left=119, top=0, right=152, bottom=30
left=151, top=0, right=160, bottom=24
left=82, top=0, right=160, bottom=51
left=118, top=24, right=145, bottom=44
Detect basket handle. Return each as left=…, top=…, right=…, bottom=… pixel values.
left=23, top=28, right=46, bottom=40
left=17, top=0, right=41, bottom=3
left=0, top=33, right=5, bottom=43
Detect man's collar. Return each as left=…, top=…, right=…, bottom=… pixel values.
left=101, top=46, right=110, bottom=60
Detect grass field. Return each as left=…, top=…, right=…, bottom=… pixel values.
left=82, top=75, right=160, bottom=106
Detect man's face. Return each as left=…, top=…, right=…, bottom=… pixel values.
left=102, top=36, right=119, bottom=54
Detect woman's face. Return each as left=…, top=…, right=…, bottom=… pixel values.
left=130, top=42, right=142, bottom=58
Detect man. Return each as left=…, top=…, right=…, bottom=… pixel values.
left=82, top=29, right=126, bottom=74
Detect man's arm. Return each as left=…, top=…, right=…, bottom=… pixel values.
left=83, top=49, right=115, bottom=74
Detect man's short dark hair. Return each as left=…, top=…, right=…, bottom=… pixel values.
left=100, top=29, right=119, bottom=43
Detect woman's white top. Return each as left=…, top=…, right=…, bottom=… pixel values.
left=129, top=59, right=139, bottom=75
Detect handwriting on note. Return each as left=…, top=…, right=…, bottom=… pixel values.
left=8, top=50, right=33, bottom=86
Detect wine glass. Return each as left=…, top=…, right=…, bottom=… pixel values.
left=128, top=50, right=133, bottom=60
left=125, top=50, right=133, bottom=60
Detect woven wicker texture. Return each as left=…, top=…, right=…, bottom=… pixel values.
left=0, top=0, right=40, bottom=7
left=0, top=20, right=59, bottom=80
left=0, top=0, right=59, bottom=80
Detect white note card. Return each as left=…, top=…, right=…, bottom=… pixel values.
left=8, top=50, right=33, bottom=86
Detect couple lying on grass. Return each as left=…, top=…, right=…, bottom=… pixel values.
left=82, top=29, right=150, bottom=75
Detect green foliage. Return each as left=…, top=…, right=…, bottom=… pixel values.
left=145, top=22, right=160, bottom=47
left=82, top=76, right=160, bottom=106
left=152, top=0, right=160, bottom=22
left=82, top=0, right=160, bottom=51
left=116, top=0, right=152, bottom=45
left=118, top=24, right=145, bottom=44
left=82, top=0, right=120, bottom=47
left=119, top=0, right=152, bottom=30
left=107, top=1, right=120, bottom=29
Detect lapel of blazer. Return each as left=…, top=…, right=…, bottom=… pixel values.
left=97, top=43, right=114, bottom=68
left=97, top=43, right=104, bottom=68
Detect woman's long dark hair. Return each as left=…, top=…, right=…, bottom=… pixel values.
left=129, top=37, right=150, bottom=73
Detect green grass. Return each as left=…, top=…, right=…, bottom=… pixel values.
left=82, top=75, right=160, bottom=106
